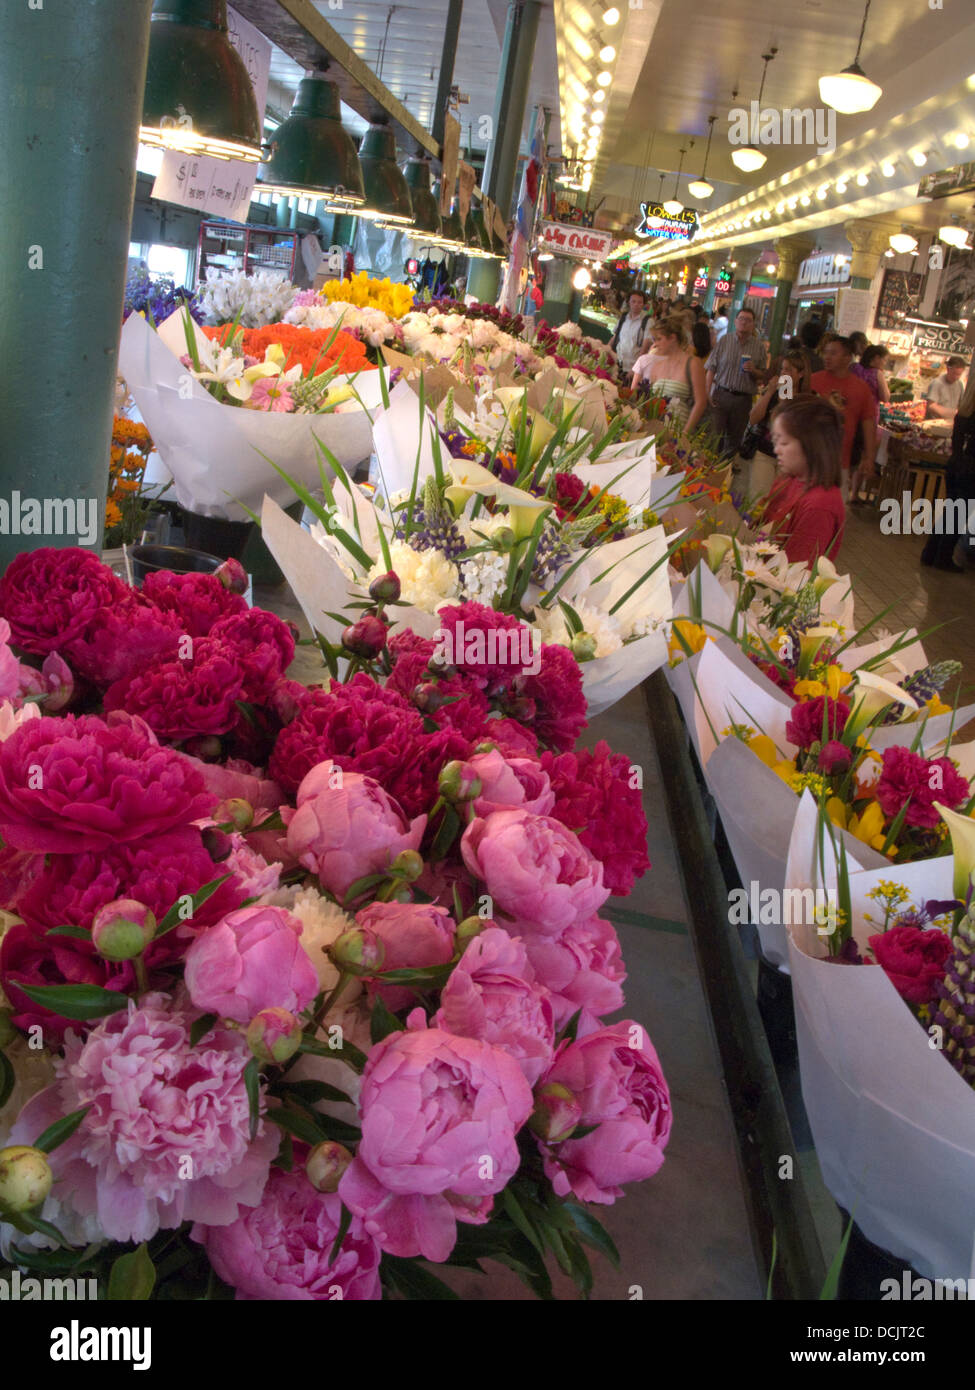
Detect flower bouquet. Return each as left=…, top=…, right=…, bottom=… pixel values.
left=198, top=268, right=297, bottom=328
left=0, top=548, right=671, bottom=1301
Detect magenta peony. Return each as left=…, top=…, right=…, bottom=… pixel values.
left=874, top=746, right=970, bottom=830
left=538, top=1021, right=672, bottom=1204
left=338, top=1023, right=533, bottom=1261
left=461, top=808, right=608, bottom=936
left=193, top=1166, right=381, bottom=1300
left=140, top=569, right=248, bottom=636
left=513, top=644, right=588, bottom=752
left=5, top=994, right=279, bottom=1242
left=869, top=925, right=954, bottom=1004
left=63, top=597, right=183, bottom=687
left=285, top=761, right=426, bottom=900
left=355, top=901, right=456, bottom=1012
left=103, top=637, right=246, bottom=741
left=522, top=915, right=626, bottom=1030
left=785, top=695, right=849, bottom=750
left=0, top=548, right=127, bottom=656
left=0, top=713, right=214, bottom=852
left=541, top=741, right=650, bottom=896
left=184, top=905, right=319, bottom=1023
left=209, top=609, right=296, bottom=704
left=434, top=927, right=555, bottom=1085
left=436, top=602, right=535, bottom=684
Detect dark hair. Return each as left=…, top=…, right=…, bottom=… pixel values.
left=849, top=332, right=868, bottom=355
left=629, top=289, right=647, bottom=302
left=737, top=305, right=756, bottom=320
left=946, top=355, right=967, bottom=368
left=691, top=321, right=712, bottom=358
left=799, top=319, right=824, bottom=350
left=770, top=394, right=842, bottom=489
left=861, top=344, right=888, bottom=368
left=827, top=335, right=855, bottom=357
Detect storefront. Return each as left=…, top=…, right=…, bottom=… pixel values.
left=785, top=249, right=852, bottom=337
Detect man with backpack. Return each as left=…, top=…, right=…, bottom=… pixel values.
left=610, top=289, right=653, bottom=378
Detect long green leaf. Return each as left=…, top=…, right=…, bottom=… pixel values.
left=243, top=1057, right=261, bottom=1142
left=154, top=874, right=231, bottom=940
left=17, top=983, right=130, bottom=1022
left=107, top=1242, right=156, bottom=1301
left=34, top=1106, right=91, bottom=1154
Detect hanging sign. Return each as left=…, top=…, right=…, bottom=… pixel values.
left=635, top=203, right=699, bottom=241
left=912, top=322, right=969, bottom=356
left=538, top=221, right=614, bottom=261
left=440, top=116, right=461, bottom=216
left=714, top=276, right=732, bottom=295
left=917, top=162, right=975, bottom=201
left=150, top=6, right=270, bottom=223
left=457, top=162, right=476, bottom=223
left=795, top=252, right=851, bottom=289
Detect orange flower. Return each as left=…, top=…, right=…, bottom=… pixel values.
left=203, top=322, right=376, bottom=378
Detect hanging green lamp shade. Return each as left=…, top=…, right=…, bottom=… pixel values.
left=140, top=0, right=262, bottom=161
left=402, top=155, right=443, bottom=240
left=256, top=71, right=365, bottom=210
left=467, top=205, right=496, bottom=258
left=357, top=122, right=414, bottom=226
left=434, top=182, right=465, bottom=251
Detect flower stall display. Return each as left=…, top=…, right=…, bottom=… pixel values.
left=785, top=793, right=975, bottom=1280
left=0, top=548, right=671, bottom=1301
left=198, top=268, right=298, bottom=328
left=105, top=416, right=164, bottom=547
left=123, top=267, right=203, bottom=328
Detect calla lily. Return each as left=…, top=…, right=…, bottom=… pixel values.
left=492, top=387, right=558, bottom=464
left=934, top=801, right=975, bottom=904
left=703, top=534, right=734, bottom=573
left=444, top=457, right=551, bottom=540
left=811, top=556, right=840, bottom=598
left=845, top=670, right=918, bottom=738
left=797, top=624, right=840, bottom=675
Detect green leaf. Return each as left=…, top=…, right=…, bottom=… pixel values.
left=279, top=1079, right=353, bottom=1106
left=243, top=1057, right=261, bottom=1142
left=329, top=1202, right=353, bottom=1265
left=273, top=1130, right=294, bottom=1172
left=189, top=1013, right=219, bottom=1047
left=765, top=1228, right=778, bottom=1300
left=558, top=1008, right=583, bottom=1045
left=107, top=1242, right=156, bottom=1301
left=565, top=1203, right=621, bottom=1269
left=0, top=1050, right=14, bottom=1111
left=266, top=1104, right=329, bottom=1146
left=369, top=994, right=405, bottom=1044
left=568, top=1123, right=599, bottom=1140
left=819, top=1214, right=855, bottom=1300
left=382, top=1254, right=461, bottom=1300
left=0, top=1195, right=71, bottom=1247
left=44, top=925, right=91, bottom=940
left=34, top=1105, right=91, bottom=1154
left=154, top=875, right=231, bottom=940
left=17, top=982, right=131, bottom=1022
left=500, top=1186, right=545, bottom=1258
left=430, top=803, right=462, bottom=862
left=297, top=1035, right=369, bottom=1071
left=341, top=871, right=390, bottom=905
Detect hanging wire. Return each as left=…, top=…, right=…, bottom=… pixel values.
left=853, top=0, right=872, bottom=65
left=376, top=5, right=397, bottom=83
left=756, top=47, right=778, bottom=108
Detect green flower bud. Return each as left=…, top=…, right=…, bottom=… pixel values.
left=0, top=1145, right=53, bottom=1212
left=222, top=798, right=254, bottom=832
left=305, top=1141, right=353, bottom=1193
left=91, top=899, right=156, bottom=962
left=438, top=760, right=482, bottom=804
left=245, top=1007, right=303, bottom=1065
left=570, top=632, right=598, bottom=662
left=328, top=928, right=385, bottom=974
left=456, top=916, right=486, bottom=946
left=528, top=1082, right=583, bottom=1144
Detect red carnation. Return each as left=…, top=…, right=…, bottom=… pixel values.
left=874, top=746, right=970, bottom=829
left=869, top=926, right=953, bottom=1005
left=785, top=695, right=849, bottom=750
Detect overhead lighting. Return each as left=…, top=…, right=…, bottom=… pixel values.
left=912, top=150, right=927, bottom=167
left=884, top=247, right=895, bottom=257
left=818, top=0, right=882, bottom=113
left=856, top=172, right=869, bottom=186
left=538, top=251, right=554, bottom=262
left=776, top=201, right=786, bottom=213
left=256, top=70, right=365, bottom=210
left=602, top=7, right=621, bottom=24
left=572, top=266, right=592, bottom=291
left=592, top=90, right=606, bottom=103
left=596, top=71, right=612, bottom=86
left=787, top=197, right=798, bottom=210
left=940, top=223, right=970, bottom=248
left=599, top=45, right=616, bottom=63
left=800, top=194, right=811, bottom=206
left=956, top=132, right=971, bottom=150
left=358, top=121, right=414, bottom=225
left=402, top=154, right=442, bottom=241
left=889, top=231, right=918, bottom=254
left=732, top=145, right=767, bottom=173
left=881, top=160, right=896, bottom=176
left=592, top=110, right=605, bottom=123
left=662, top=145, right=687, bottom=216
left=687, top=114, right=716, bottom=200
left=140, top=0, right=263, bottom=161
left=835, top=180, right=848, bottom=194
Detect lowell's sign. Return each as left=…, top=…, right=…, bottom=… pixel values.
left=796, top=252, right=851, bottom=289
left=538, top=221, right=614, bottom=261
left=635, top=203, right=699, bottom=242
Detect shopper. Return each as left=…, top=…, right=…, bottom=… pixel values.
left=690, top=321, right=712, bottom=360
left=760, top=395, right=846, bottom=564
left=920, top=371, right=975, bottom=571
left=926, top=356, right=968, bottom=421
left=798, top=318, right=826, bottom=376
left=610, top=290, right=653, bottom=377
left=705, top=307, right=767, bottom=458
left=631, top=313, right=708, bottom=436
left=851, top=344, right=890, bottom=410
left=849, top=331, right=869, bottom=362
left=712, top=303, right=730, bottom=342
left=740, top=351, right=808, bottom=499
left=810, top=336, right=877, bottom=495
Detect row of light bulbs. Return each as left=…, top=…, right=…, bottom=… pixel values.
left=563, top=6, right=622, bottom=192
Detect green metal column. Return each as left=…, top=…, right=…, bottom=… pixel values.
left=703, top=277, right=718, bottom=313
left=0, top=0, right=153, bottom=570
left=467, top=0, right=541, bottom=305
left=432, top=0, right=463, bottom=151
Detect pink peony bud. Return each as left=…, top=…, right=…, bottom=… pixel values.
left=328, top=927, right=385, bottom=974
left=341, top=615, right=388, bottom=658
left=0, top=1146, right=53, bottom=1211
left=368, top=572, right=401, bottom=604
left=391, top=849, right=424, bottom=882
left=456, top=915, right=486, bottom=946
left=412, top=681, right=447, bottom=714
left=183, top=735, right=223, bottom=760
left=91, top=898, right=156, bottom=961
left=215, top=558, right=248, bottom=595
left=818, top=740, right=852, bottom=775
left=528, top=1082, right=583, bottom=1144
left=438, top=760, right=482, bottom=804
left=246, top=1007, right=303, bottom=1065
left=305, top=1141, right=353, bottom=1193
left=222, top=798, right=254, bottom=832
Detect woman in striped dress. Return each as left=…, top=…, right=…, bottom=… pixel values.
left=630, top=313, right=708, bottom=436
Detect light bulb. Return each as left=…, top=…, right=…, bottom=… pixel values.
left=596, top=71, right=612, bottom=86
left=662, top=198, right=683, bottom=216
left=912, top=151, right=927, bottom=166
left=836, top=180, right=848, bottom=194
left=602, top=7, right=621, bottom=25
left=884, top=248, right=895, bottom=257
left=817, top=185, right=828, bottom=200
left=955, top=133, right=970, bottom=149
left=731, top=146, right=767, bottom=173
left=593, top=90, right=605, bottom=103
left=572, top=266, right=592, bottom=290
left=881, top=161, right=895, bottom=177
left=687, top=178, right=713, bottom=199
left=856, top=172, right=869, bottom=186
left=776, top=201, right=786, bottom=213
left=592, top=110, right=605, bottom=123
left=889, top=232, right=917, bottom=254
left=818, top=67, right=882, bottom=115
left=788, top=198, right=798, bottom=210
left=800, top=194, right=811, bottom=206
left=599, top=46, right=616, bottom=63
left=940, top=224, right=970, bottom=248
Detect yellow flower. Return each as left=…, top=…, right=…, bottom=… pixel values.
left=925, top=694, right=952, bottom=716
left=793, top=679, right=826, bottom=702
left=848, top=800, right=891, bottom=854
left=668, top=620, right=708, bottom=663
left=747, top=734, right=779, bottom=767
left=826, top=796, right=849, bottom=829
left=773, top=761, right=800, bottom=789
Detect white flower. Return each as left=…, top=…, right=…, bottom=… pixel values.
left=534, top=600, right=623, bottom=656
left=288, top=886, right=357, bottom=994
left=555, top=322, right=583, bottom=339
left=460, top=551, right=509, bottom=604
left=0, top=701, right=39, bottom=741
left=200, top=268, right=296, bottom=328
left=368, top=540, right=459, bottom=613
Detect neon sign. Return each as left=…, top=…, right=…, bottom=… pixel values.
left=636, top=203, right=699, bottom=242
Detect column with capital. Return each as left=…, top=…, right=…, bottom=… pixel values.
left=768, top=235, right=816, bottom=355
left=844, top=218, right=901, bottom=290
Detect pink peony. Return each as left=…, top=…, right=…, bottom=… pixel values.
left=874, top=746, right=970, bottom=830
left=103, top=637, right=246, bottom=741
left=285, top=761, right=426, bottom=900
left=223, top=834, right=281, bottom=898
left=141, top=569, right=248, bottom=637
left=541, top=742, right=650, bottom=896
left=5, top=994, right=279, bottom=1242
left=434, top=927, right=555, bottom=1085
left=0, top=713, right=214, bottom=852
left=869, top=925, right=954, bottom=1004
left=436, top=602, right=534, bottom=684
left=522, top=916, right=626, bottom=1030
left=184, top=756, right=284, bottom=813
left=785, top=695, right=849, bottom=750
left=193, top=1167, right=381, bottom=1300
left=184, top=905, right=319, bottom=1023
left=209, top=609, right=296, bottom=704
left=538, top=1021, right=672, bottom=1205
left=63, top=597, right=182, bottom=687
left=338, top=1023, right=533, bottom=1261
left=355, top=901, right=455, bottom=1011
left=0, top=547, right=127, bottom=656
left=468, top=748, right=555, bottom=818
left=513, top=644, right=587, bottom=752
left=461, top=808, right=608, bottom=936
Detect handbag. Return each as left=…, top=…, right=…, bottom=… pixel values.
left=737, top=422, right=763, bottom=461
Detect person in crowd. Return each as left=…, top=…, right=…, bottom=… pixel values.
left=760, top=395, right=847, bottom=564
left=926, top=356, right=968, bottom=421
left=705, top=306, right=767, bottom=458
left=848, top=331, right=869, bottom=362
left=609, top=289, right=653, bottom=378
left=810, top=336, right=877, bottom=497
left=712, top=303, right=730, bottom=342
left=851, top=343, right=890, bottom=410
left=631, top=313, right=708, bottom=436
left=921, top=371, right=975, bottom=571
left=741, top=350, right=809, bottom=498
left=798, top=318, right=826, bottom=376
left=690, top=320, right=712, bottom=360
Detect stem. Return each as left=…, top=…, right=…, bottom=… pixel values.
left=134, top=956, right=149, bottom=996
left=279, top=971, right=353, bottom=1077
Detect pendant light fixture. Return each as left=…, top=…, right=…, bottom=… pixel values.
left=687, top=117, right=716, bottom=201
left=466, top=204, right=495, bottom=258
left=358, top=119, right=414, bottom=226
left=257, top=66, right=365, bottom=210
left=731, top=53, right=776, bottom=173
left=819, top=0, right=882, bottom=114
left=888, top=230, right=918, bottom=255
left=140, top=0, right=262, bottom=161
left=939, top=221, right=971, bottom=249
left=663, top=147, right=687, bottom=216
left=402, top=154, right=443, bottom=241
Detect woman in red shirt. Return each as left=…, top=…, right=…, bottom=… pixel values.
left=760, top=395, right=846, bottom=564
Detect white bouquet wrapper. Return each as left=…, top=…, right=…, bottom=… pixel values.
left=574, top=439, right=684, bottom=515
left=785, top=792, right=975, bottom=1279
left=118, top=313, right=382, bottom=520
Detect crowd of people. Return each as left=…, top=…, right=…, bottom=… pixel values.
left=607, top=288, right=974, bottom=570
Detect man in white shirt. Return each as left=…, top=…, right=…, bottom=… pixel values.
left=711, top=304, right=729, bottom=342
left=926, top=356, right=967, bottom=420
left=610, top=291, right=652, bottom=376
